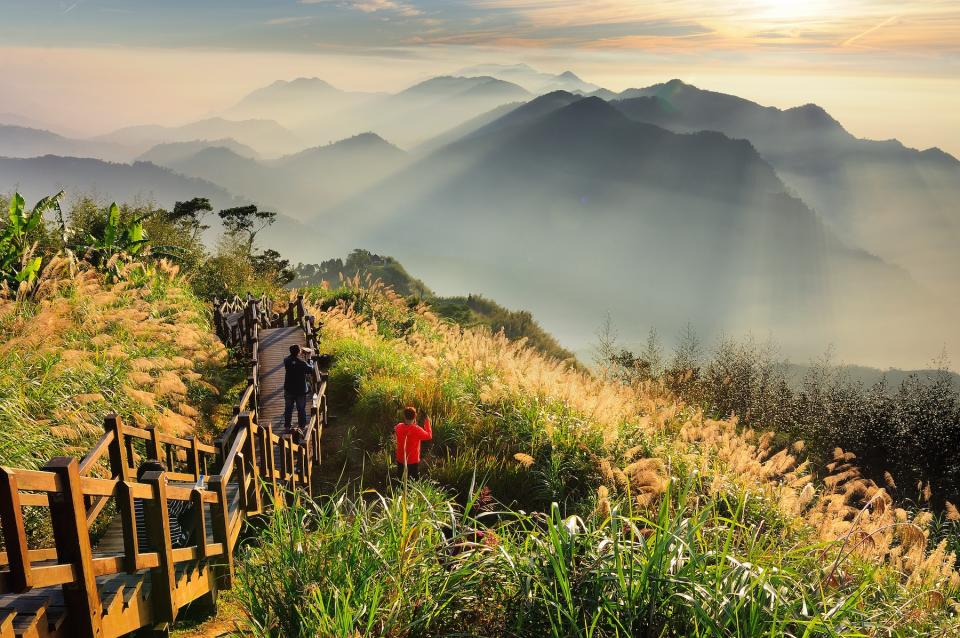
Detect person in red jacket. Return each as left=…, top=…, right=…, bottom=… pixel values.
left=395, top=406, right=431, bottom=480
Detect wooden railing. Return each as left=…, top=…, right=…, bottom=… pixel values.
left=0, top=295, right=326, bottom=637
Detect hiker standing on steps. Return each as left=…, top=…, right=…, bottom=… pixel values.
left=284, top=343, right=313, bottom=432
left=395, top=406, right=431, bottom=480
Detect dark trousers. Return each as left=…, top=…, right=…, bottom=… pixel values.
left=396, top=462, right=420, bottom=480
left=284, top=392, right=308, bottom=430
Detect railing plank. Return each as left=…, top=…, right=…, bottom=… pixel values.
left=79, top=430, right=114, bottom=476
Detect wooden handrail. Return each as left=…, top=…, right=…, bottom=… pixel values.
left=0, top=293, right=327, bottom=637
left=79, top=429, right=114, bottom=475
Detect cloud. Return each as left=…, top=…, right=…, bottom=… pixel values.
left=300, top=0, right=422, bottom=17
left=842, top=15, right=900, bottom=47
left=266, top=16, right=315, bottom=26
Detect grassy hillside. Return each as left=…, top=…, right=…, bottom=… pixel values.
left=292, top=250, right=577, bottom=363
left=0, top=258, right=232, bottom=471
left=236, top=279, right=960, bottom=637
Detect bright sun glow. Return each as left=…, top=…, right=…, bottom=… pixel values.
left=757, top=0, right=825, bottom=20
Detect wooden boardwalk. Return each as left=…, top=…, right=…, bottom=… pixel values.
left=0, top=295, right=327, bottom=637
left=258, top=326, right=306, bottom=434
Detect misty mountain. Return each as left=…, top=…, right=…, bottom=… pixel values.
left=137, top=138, right=260, bottom=165
left=224, top=77, right=383, bottom=129
left=0, top=153, right=314, bottom=257
left=0, top=155, right=237, bottom=209
left=0, top=124, right=133, bottom=161
left=93, top=117, right=301, bottom=158
left=0, top=112, right=50, bottom=129
left=341, top=76, right=531, bottom=149
left=232, top=75, right=532, bottom=150
left=456, top=64, right=601, bottom=94
left=609, top=80, right=960, bottom=299
left=161, top=133, right=407, bottom=221
left=414, top=90, right=582, bottom=155
left=313, top=95, right=948, bottom=366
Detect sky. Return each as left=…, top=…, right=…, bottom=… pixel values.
left=1, top=0, right=958, bottom=154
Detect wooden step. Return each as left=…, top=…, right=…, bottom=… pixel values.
left=43, top=609, right=64, bottom=636
left=0, top=609, right=16, bottom=638
left=10, top=599, right=48, bottom=638
left=123, top=578, right=144, bottom=610
left=101, top=583, right=126, bottom=619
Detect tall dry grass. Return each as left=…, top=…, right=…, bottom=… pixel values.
left=0, top=257, right=230, bottom=469
left=293, top=278, right=960, bottom=633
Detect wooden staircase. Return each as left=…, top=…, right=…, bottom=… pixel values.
left=0, top=294, right=327, bottom=637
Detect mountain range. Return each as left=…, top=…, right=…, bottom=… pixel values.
left=315, top=94, right=947, bottom=365
left=606, top=80, right=960, bottom=299
left=2, top=65, right=957, bottom=367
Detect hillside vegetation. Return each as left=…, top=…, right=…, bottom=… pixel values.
left=293, top=250, right=576, bottom=363
left=0, top=260, right=227, bottom=468
left=236, top=279, right=960, bottom=637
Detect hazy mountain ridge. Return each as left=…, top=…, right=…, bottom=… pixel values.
left=0, top=154, right=237, bottom=208
left=3, top=68, right=957, bottom=367
left=604, top=80, right=960, bottom=298
left=312, top=94, right=944, bottom=365
left=0, top=124, right=134, bottom=162
left=93, top=116, right=301, bottom=158
left=455, top=63, right=601, bottom=94
left=226, top=74, right=533, bottom=149
left=161, top=132, right=407, bottom=220
left=137, top=138, right=261, bottom=165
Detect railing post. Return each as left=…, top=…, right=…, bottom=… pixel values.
left=264, top=422, right=278, bottom=504
left=187, top=436, right=200, bottom=481
left=107, top=413, right=141, bottom=574
left=241, top=414, right=261, bottom=515
left=0, top=468, right=32, bottom=592
left=44, top=457, right=104, bottom=637
left=142, top=470, right=177, bottom=625
left=277, top=434, right=288, bottom=489
left=191, top=488, right=208, bottom=559
left=284, top=436, right=295, bottom=491
left=105, top=414, right=131, bottom=481
left=147, top=427, right=162, bottom=463
left=117, top=480, right=141, bottom=574
left=208, top=475, right=234, bottom=589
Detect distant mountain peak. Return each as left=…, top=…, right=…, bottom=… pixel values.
left=920, top=146, right=960, bottom=166
left=256, top=77, right=338, bottom=91
left=288, top=77, right=336, bottom=88
left=558, top=71, right=582, bottom=80
left=784, top=103, right=844, bottom=130
left=332, top=132, right=397, bottom=149
left=401, top=75, right=529, bottom=98
left=544, top=96, right=629, bottom=126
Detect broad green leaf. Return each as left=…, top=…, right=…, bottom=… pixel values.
left=8, top=192, right=25, bottom=232
left=31, top=191, right=64, bottom=216
left=104, top=202, right=120, bottom=248
left=128, top=222, right=145, bottom=255
left=15, top=256, right=42, bottom=283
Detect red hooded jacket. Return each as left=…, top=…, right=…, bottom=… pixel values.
left=395, top=417, right=432, bottom=464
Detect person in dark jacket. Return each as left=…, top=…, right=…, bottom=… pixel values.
left=283, top=344, right=313, bottom=430
left=133, top=459, right=192, bottom=549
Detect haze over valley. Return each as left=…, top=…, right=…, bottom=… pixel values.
left=2, top=65, right=958, bottom=369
